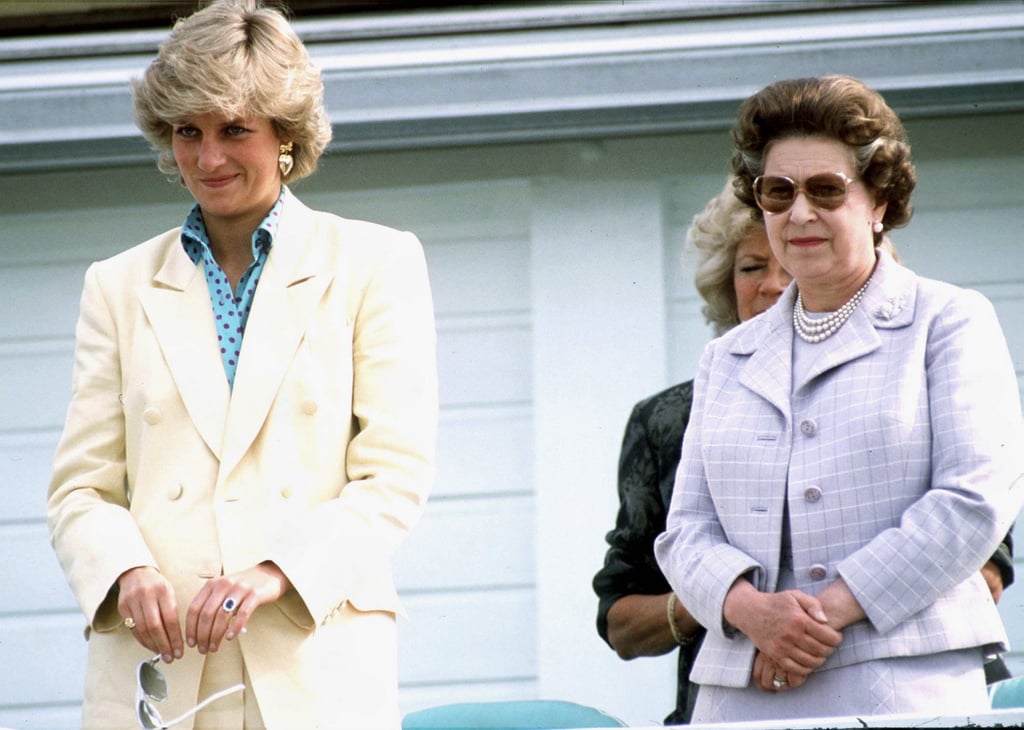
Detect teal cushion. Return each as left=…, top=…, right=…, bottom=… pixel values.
left=402, top=699, right=627, bottom=729
left=990, top=676, right=1024, bottom=709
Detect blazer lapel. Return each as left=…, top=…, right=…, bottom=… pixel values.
left=734, top=295, right=794, bottom=420
left=218, top=192, right=334, bottom=481
left=139, top=239, right=230, bottom=459
left=791, top=248, right=915, bottom=394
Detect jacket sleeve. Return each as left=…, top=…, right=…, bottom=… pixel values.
left=837, top=289, right=1024, bottom=633
left=47, top=263, right=158, bottom=631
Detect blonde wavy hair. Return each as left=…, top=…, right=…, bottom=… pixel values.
left=690, top=179, right=764, bottom=336
left=132, top=0, right=331, bottom=184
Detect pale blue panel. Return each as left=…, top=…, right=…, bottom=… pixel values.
left=0, top=704, right=82, bottom=730
left=421, top=236, right=530, bottom=318
left=0, top=613, right=87, bottom=706
left=434, top=406, right=533, bottom=499
left=437, top=322, right=531, bottom=408
left=0, top=431, right=59, bottom=522
left=397, top=589, right=536, bottom=685
left=394, top=494, right=535, bottom=592
left=1, top=343, right=74, bottom=433
left=0, top=263, right=86, bottom=341
left=0, top=522, right=75, bottom=614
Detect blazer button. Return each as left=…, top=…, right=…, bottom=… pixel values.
left=280, top=486, right=293, bottom=499
left=301, top=399, right=318, bottom=415
left=808, top=564, right=828, bottom=581
left=804, top=486, right=822, bottom=503
left=143, top=407, right=162, bottom=425
left=166, top=483, right=183, bottom=501
left=799, top=419, right=817, bottom=437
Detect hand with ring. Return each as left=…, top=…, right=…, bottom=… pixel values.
left=753, top=650, right=811, bottom=692
left=185, top=561, right=292, bottom=655
left=116, top=566, right=184, bottom=664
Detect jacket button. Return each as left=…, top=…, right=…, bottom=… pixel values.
left=301, top=399, right=318, bottom=415
left=143, top=407, right=162, bottom=425
left=809, top=564, right=828, bottom=581
left=280, top=486, right=293, bottom=499
left=799, top=419, right=817, bottom=437
left=166, top=483, right=183, bottom=501
left=804, top=486, right=822, bottom=503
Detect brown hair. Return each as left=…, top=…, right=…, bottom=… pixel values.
left=730, top=75, right=916, bottom=242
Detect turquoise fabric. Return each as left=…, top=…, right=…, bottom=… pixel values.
left=402, top=700, right=627, bottom=729
left=990, top=676, right=1024, bottom=709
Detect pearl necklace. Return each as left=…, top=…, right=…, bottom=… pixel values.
left=793, top=277, right=872, bottom=344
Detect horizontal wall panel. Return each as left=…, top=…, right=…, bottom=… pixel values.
left=437, top=321, right=531, bottom=408
left=0, top=263, right=87, bottom=341
left=423, top=238, right=530, bottom=318
left=1, top=431, right=59, bottom=523
left=305, top=180, right=531, bottom=243
left=1, top=204, right=186, bottom=265
left=0, top=613, right=87, bottom=706
left=0, top=523, right=75, bottom=614
left=1, top=343, right=74, bottom=434
left=0, top=704, right=81, bottom=730
left=394, top=494, right=534, bottom=593
left=397, top=589, right=536, bottom=686
left=434, top=406, right=533, bottom=499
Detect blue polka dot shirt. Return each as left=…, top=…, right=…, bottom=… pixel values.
left=180, top=190, right=285, bottom=389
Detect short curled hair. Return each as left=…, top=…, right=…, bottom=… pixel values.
left=132, top=0, right=332, bottom=184
left=690, top=178, right=764, bottom=336
left=729, top=75, right=916, bottom=242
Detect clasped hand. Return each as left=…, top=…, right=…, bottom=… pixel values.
left=724, top=582, right=843, bottom=692
left=116, top=562, right=290, bottom=663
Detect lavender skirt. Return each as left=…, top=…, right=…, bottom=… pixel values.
left=691, top=647, right=988, bottom=723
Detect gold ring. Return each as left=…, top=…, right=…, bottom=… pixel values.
left=123, top=617, right=136, bottom=630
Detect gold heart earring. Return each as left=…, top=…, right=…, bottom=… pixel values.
left=278, top=142, right=294, bottom=176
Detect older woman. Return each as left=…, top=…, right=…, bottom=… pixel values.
left=593, top=180, right=792, bottom=723
left=47, top=1, right=437, bottom=728
left=654, top=75, right=1023, bottom=722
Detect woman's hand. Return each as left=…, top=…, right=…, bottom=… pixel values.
left=752, top=650, right=811, bottom=692
left=724, top=580, right=842, bottom=676
left=185, top=561, right=292, bottom=655
left=117, top=566, right=184, bottom=663
left=606, top=593, right=701, bottom=659
left=981, top=560, right=1005, bottom=603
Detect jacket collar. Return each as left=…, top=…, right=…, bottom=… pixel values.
left=139, top=188, right=335, bottom=479
left=730, top=248, right=916, bottom=413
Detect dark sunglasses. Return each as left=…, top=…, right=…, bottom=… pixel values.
left=136, top=654, right=245, bottom=729
left=753, top=172, right=858, bottom=214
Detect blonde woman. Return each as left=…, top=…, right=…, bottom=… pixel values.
left=47, top=2, right=437, bottom=727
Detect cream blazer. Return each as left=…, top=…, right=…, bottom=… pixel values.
left=655, top=250, right=1024, bottom=691
left=48, top=189, right=438, bottom=728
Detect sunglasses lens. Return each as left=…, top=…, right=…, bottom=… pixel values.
left=754, top=176, right=797, bottom=213
left=137, top=699, right=162, bottom=729
left=754, top=174, right=849, bottom=213
left=805, top=174, right=848, bottom=209
left=139, top=661, right=168, bottom=702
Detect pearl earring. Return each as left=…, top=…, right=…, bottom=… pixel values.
left=872, top=220, right=883, bottom=233
left=278, top=142, right=294, bottom=177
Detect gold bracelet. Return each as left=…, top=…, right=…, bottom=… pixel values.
left=666, top=592, right=691, bottom=646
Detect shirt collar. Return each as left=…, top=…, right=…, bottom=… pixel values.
left=180, top=187, right=286, bottom=265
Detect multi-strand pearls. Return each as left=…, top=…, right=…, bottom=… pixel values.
left=793, top=276, right=872, bottom=344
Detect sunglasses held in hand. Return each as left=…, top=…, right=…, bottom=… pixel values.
left=136, top=654, right=245, bottom=729
left=753, top=172, right=859, bottom=214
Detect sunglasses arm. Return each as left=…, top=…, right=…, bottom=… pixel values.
left=151, top=682, right=246, bottom=729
